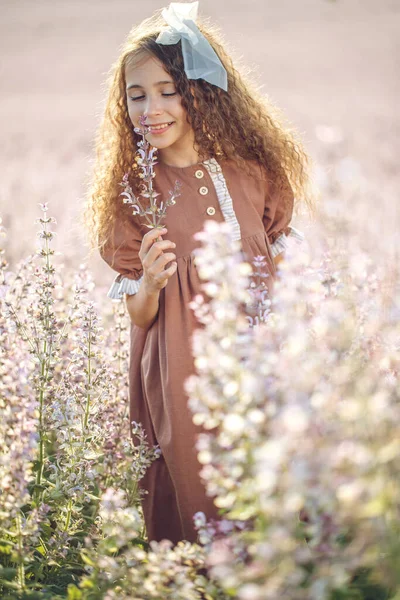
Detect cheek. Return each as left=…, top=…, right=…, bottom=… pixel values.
left=175, top=102, right=190, bottom=126
left=127, top=102, right=140, bottom=125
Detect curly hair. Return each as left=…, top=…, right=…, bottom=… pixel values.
left=84, top=9, right=316, bottom=252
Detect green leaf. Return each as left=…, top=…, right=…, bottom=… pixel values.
left=0, top=567, right=17, bottom=580
left=0, top=577, right=20, bottom=590
left=84, top=451, right=103, bottom=460
left=80, top=551, right=95, bottom=567
left=79, top=578, right=95, bottom=590
left=67, top=584, right=83, bottom=599
left=35, top=543, right=46, bottom=557
left=47, top=559, right=61, bottom=567
left=28, top=483, right=47, bottom=493
left=0, top=544, right=13, bottom=556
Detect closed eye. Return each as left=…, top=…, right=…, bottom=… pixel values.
left=129, top=92, right=177, bottom=102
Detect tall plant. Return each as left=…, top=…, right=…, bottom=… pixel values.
left=0, top=208, right=160, bottom=597
left=188, top=216, right=400, bottom=599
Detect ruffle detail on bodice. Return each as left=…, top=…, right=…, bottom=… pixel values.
left=202, top=158, right=242, bottom=241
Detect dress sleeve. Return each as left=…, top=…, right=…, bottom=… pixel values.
left=99, top=216, right=144, bottom=300
left=261, top=168, right=305, bottom=258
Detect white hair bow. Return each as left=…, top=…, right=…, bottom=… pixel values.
left=156, top=1, right=228, bottom=91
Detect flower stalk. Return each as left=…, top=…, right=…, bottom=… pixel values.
left=119, top=114, right=181, bottom=230
left=34, top=205, right=58, bottom=492
left=15, top=512, right=26, bottom=592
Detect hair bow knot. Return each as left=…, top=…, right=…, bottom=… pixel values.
left=156, top=2, right=228, bottom=91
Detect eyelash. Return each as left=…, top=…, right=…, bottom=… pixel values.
left=129, top=92, right=177, bottom=102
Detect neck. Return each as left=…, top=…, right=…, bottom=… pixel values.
left=159, top=147, right=201, bottom=168
left=158, top=128, right=203, bottom=168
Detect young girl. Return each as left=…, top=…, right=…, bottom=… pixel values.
left=86, top=1, right=314, bottom=544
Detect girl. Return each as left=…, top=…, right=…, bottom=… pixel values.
left=85, top=1, right=314, bottom=544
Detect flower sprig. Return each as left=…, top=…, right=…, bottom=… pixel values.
left=120, top=115, right=181, bottom=229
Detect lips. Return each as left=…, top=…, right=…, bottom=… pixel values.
left=147, top=122, right=174, bottom=134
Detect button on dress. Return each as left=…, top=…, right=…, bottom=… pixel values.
left=100, top=157, right=304, bottom=543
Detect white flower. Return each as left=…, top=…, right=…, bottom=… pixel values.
left=281, top=405, right=309, bottom=434
left=223, top=414, right=246, bottom=435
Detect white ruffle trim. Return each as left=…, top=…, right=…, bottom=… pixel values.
left=270, top=226, right=305, bottom=258
left=107, top=275, right=143, bottom=299
left=202, top=158, right=242, bottom=241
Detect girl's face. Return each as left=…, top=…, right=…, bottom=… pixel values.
left=125, top=55, right=197, bottom=165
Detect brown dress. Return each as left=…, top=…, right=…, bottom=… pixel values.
left=100, top=157, right=302, bottom=544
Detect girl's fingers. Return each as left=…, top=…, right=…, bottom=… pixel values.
left=151, top=252, right=177, bottom=273
left=142, top=244, right=175, bottom=272
left=144, top=240, right=176, bottom=266
left=140, top=228, right=177, bottom=290
left=141, top=228, right=168, bottom=255
left=165, top=261, right=178, bottom=277
left=156, top=261, right=177, bottom=284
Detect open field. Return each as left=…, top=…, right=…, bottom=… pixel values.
left=1, top=2, right=400, bottom=596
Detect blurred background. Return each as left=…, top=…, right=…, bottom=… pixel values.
left=0, top=0, right=398, bottom=287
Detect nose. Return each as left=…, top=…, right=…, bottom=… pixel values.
left=143, top=94, right=163, bottom=119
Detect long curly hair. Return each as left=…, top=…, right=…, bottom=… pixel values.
left=84, top=9, right=316, bottom=252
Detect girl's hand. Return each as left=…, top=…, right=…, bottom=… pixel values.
left=139, top=228, right=177, bottom=294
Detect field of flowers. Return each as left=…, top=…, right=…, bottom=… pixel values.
left=1, top=1, right=399, bottom=598
left=1, top=140, right=400, bottom=599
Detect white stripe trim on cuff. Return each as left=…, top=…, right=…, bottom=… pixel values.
left=270, top=226, right=305, bottom=258
left=107, top=275, right=143, bottom=299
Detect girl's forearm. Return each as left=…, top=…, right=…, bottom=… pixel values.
left=125, top=283, right=160, bottom=329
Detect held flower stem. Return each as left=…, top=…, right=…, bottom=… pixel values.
left=119, top=114, right=181, bottom=230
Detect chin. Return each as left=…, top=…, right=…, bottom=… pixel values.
left=149, top=140, right=171, bottom=150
